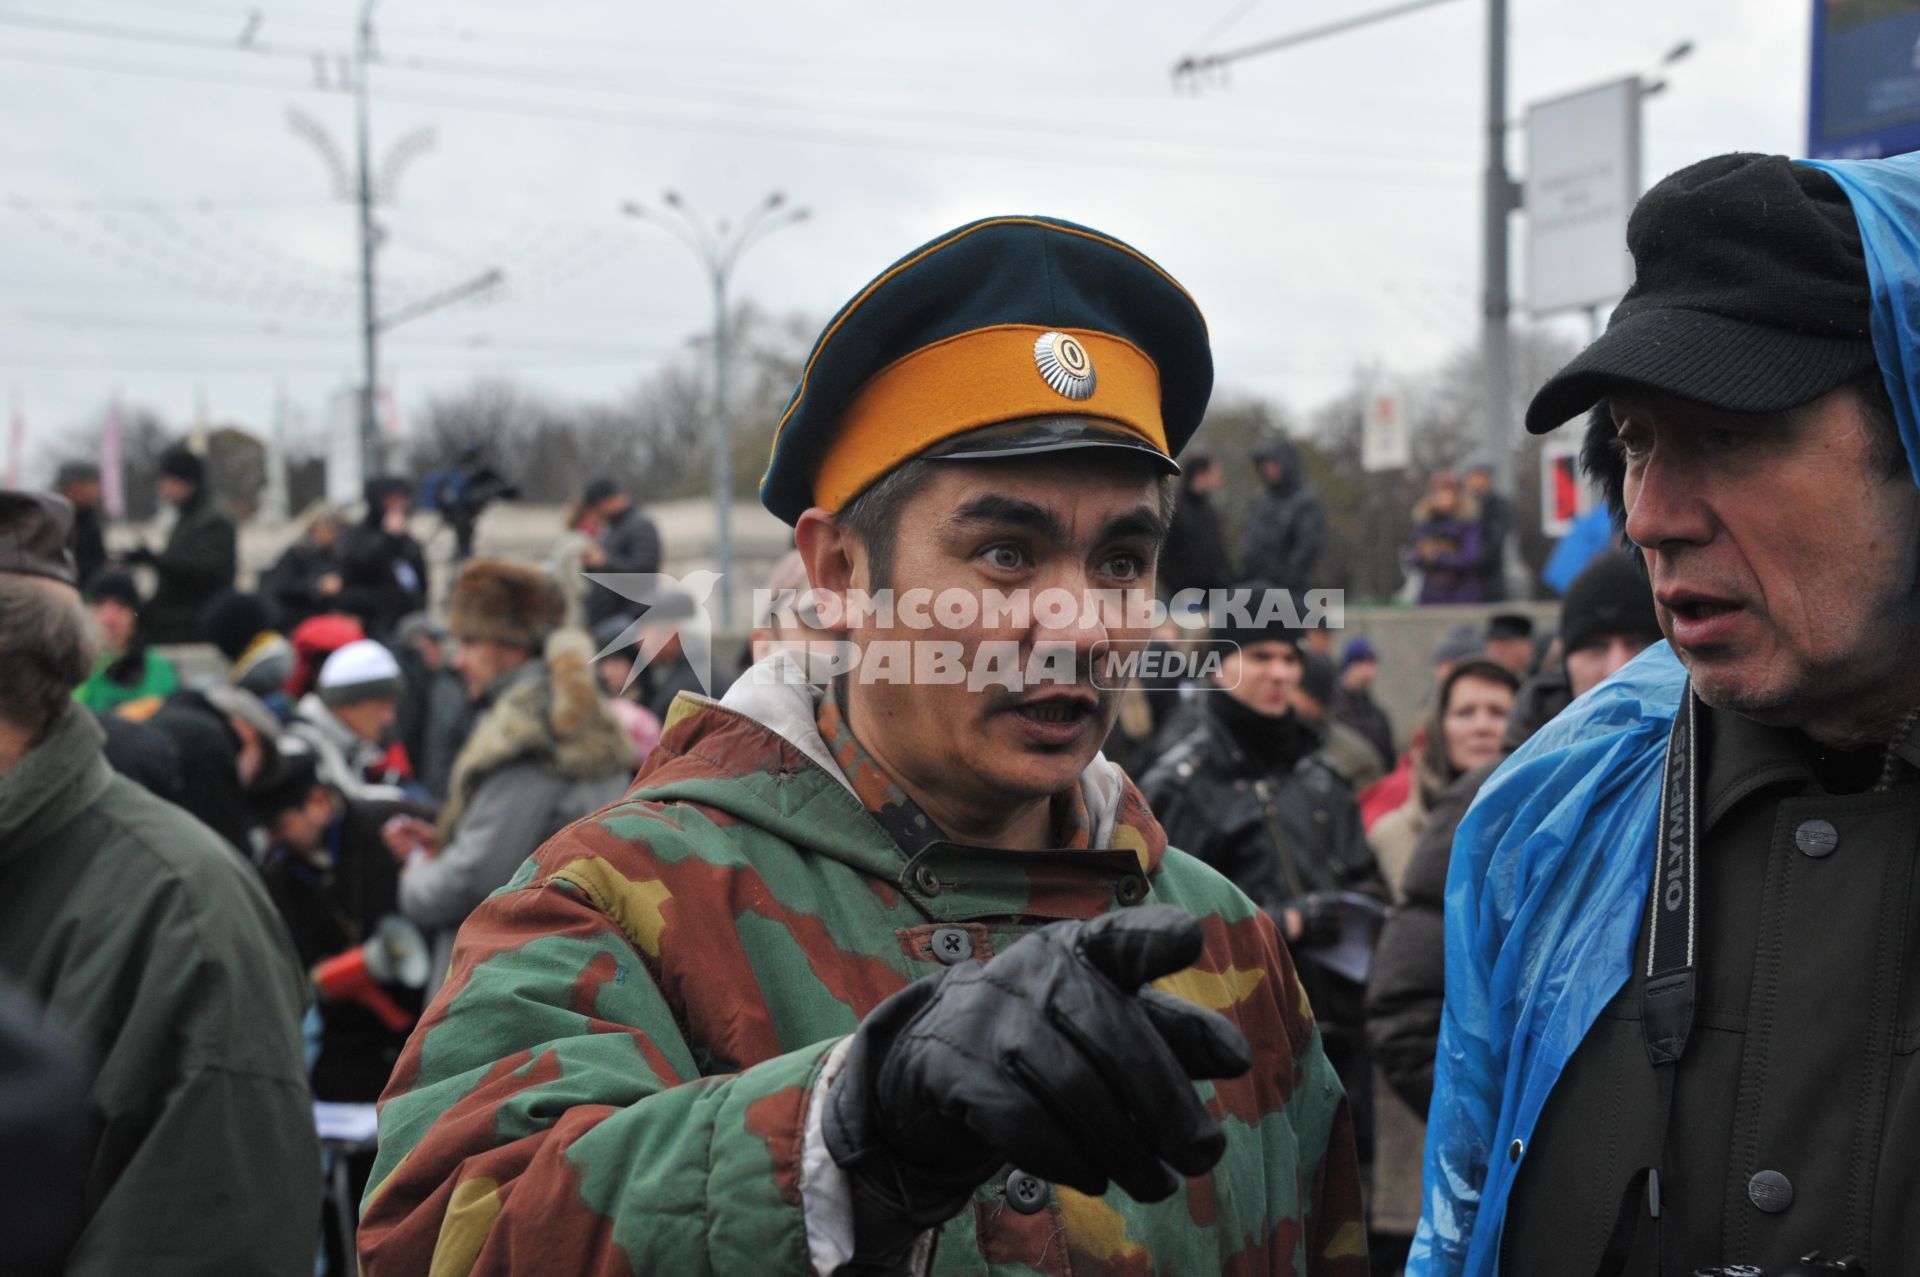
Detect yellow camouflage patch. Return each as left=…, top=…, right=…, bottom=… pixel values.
left=1109, top=822, right=1151, bottom=874
left=1056, top=1186, right=1146, bottom=1262
left=1325, top=1219, right=1368, bottom=1259
left=1153, top=963, right=1268, bottom=1011
left=661, top=694, right=713, bottom=735
left=553, top=858, right=674, bottom=958
left=428, top=1175, right=502, bottom=1277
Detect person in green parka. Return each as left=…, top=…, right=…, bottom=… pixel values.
left=0, top=488, right=321, bottom=1275
left=360, top=217, right=1367, bottom=1277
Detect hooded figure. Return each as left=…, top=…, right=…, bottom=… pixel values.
left=1239, top=436, right=1326, bottom=595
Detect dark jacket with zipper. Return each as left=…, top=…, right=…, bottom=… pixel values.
left=1500, top=701, right=1920, bottom=1274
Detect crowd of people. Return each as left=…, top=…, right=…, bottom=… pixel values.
left=2, top=147, right=1916, bottom=1277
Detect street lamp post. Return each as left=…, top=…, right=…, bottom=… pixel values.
left=356, top=0, right=382, bottom=478
left=621, top=192, right=809, bottom=628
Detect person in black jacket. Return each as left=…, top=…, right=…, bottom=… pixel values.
left=1139, top=603, right=1382, bottom=1167
left=145, top=684, right=281, bottom=856
left=126, top=447, right=236, bottom=644
left=1238, top=437, right=1325, bottom=596
left=338, top=478, right=428, bottom=641
left=581, top=478, right=662, bottom=628
left=264, top=506, right=347, bottom=630
left=1158, top=452, right=1234, bottom=601
left=54, top=461, right=106, bottom=592
left=250, top=744, right=423, bottom=1102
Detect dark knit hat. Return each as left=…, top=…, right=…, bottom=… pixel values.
left=1560, top=552, right=1660, bottom=654
left=248, top=741, right=324, bottom=824
left=83, top=568, right=141, bottom=611
left=1207, top=580, right=1304, bottom=654
left=1297, top=649, right=1336, bottom=710
left=1486, top=612, right=1534, bottom=642
left=1528, top=153, right=1877, bottom=433
left=1340, top=635, right=1378, bottom=671
left=0, top=490, right=77, bottom=586
left=582, top=477, right=622, bottom=506
left=158, top=446, right=204, bottom=484
left=199, top=591, right=271, bottom=661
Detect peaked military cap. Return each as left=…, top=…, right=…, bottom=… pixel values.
left=759, top=215, right=1213, bottom=525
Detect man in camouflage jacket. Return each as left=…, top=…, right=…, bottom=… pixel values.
left=361, top=215, right=1367, bottom=1276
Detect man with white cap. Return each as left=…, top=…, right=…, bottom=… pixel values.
left=290, top=637, right=412, bottom=801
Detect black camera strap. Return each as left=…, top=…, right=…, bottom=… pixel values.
left=1591, top=685, right=1699, bottom=1277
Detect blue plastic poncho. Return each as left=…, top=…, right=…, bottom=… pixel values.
left=1411, top=150, right=1920, bottom=1277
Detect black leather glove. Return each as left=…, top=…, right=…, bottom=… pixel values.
left=822, top=906, right=1251, bottom=1268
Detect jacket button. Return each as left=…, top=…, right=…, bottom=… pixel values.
left=1747, top=1169, right=1793, bottom=1213
left=1794, top=819, right=1838, bottom=858
left=911, top=863, right=941, bottom=896
left=930, top=927, right=973, bottom=964
left=1115, top=873, right=1149, bottom=906
left=1005, top=1170, right=1049, bottom=1214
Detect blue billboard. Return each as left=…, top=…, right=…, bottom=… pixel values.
left=1810, top=0, right=1920, bottom=158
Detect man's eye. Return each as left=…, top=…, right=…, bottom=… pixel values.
left=1611, top=431, right=1651, bottom=460
left=1100, top=552, right=1144, bottom=580
left=981, top=544, right=1027, bottom=571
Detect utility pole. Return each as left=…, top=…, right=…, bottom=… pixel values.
left=1482, top=0, right=1514, bottom=494
left=356, top=0, right=381, bottom=478
left=621, top=192, right=810, bottom=628
left=291, top=12, right=496, bottom=491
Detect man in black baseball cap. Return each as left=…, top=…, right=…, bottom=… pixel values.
left=1419, top=152, right=1920, bottom=1274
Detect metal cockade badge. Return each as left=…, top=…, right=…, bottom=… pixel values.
left=1033, top=331, right=1097, bottom=401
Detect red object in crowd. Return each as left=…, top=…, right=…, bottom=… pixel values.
left=375, top=741, right=415, bottom=783
left=1360, top=749, right=1417, bottom=831
left=284, top=614, right=366, bottom=699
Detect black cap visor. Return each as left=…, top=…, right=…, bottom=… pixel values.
left=1525, top=306, right=1879, bottom=434
left=918, top=416, right=1180, bottom=475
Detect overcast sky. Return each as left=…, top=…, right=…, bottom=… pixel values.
left=0, top=0, right=1810, bottom=474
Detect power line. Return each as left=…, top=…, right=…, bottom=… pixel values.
left=0, top=6, right=1479, bottom=155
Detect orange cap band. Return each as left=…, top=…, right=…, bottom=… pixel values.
left=810, top=324, right=1165, bottom=514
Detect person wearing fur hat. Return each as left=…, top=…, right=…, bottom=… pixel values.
left=124, top=445, right=236, bottom=644
left=381, top=560, right=635, bottom=993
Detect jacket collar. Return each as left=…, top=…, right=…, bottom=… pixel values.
left=1697, top=700, right=1869, bottom=832
left=632, top=651, right=1161, bottom=920
left=0, top=707, right=113, bottom=867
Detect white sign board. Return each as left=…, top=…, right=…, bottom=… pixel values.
left=1540, top=434, right=1596, bottom=537
left=326, top=388, right=364, bottom=507
left=1360, top=385, right=1411, bottom=473
left=1525, top=77, right=1640, bottom=317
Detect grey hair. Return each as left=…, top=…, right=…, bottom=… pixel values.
left=0, top=576, right=96, bottom=739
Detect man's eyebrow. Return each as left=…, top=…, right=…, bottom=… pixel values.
left=944, top=495, right=1066, bottom=542
left=1096, top=506, right=1167, bottom=545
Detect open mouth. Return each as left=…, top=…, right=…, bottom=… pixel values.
left=1016, top=698, right=1095, bottom=725
left=1668, top=599, right=1738, bottom=622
